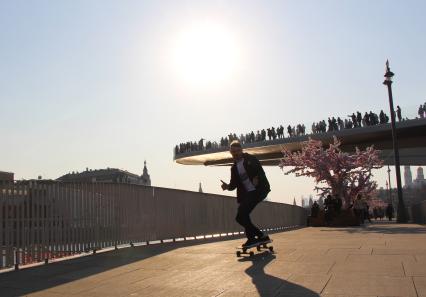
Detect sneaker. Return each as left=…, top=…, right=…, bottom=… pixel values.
left=242, top=239, right=257, bottom=247
left=257, top=235, right=271, bottom=243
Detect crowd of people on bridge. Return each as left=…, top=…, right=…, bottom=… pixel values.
left=311, top=109, right=391, bottom=134
left=175, top=104, right=424, bottom=155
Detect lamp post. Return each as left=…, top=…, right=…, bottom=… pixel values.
left=383, top=60, right=407, bottom=223
left=387, top=165, right=392, bottom=204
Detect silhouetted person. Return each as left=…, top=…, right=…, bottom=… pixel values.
left=287, top=125, right=292, bottom=137
left=396, top=105, right=402, bottom=122
left=363, top=112, right=370, bottom=126
left=363, top=200, right=371, bottom=223
left=356, top=111, right=362, bottom=127
left=386, top=203, right=394, bottom=221
left=324, top=194, right=334, bottom=225
left=351, top=113, right=357, bottom=127
left=311, top=201, right=320, bottom=218
left=353, top=194, right=364, bottom=225
left=221, top=141, right=271, bottom=247
left=419, top=105, right=425, bottom=118
left=333, top=195, right=342, bottom=214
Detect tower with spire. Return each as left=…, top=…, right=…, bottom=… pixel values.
left=413, top=167, right=426, bottom=188
left=198, top=182, right=203, bottom=193
left=417, top=167, right=424, bottom=181
left=141, top=160, right=151, bottom=186
left=404, top=166, right=413, bottom=188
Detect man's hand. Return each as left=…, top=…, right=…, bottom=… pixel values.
left=252, top=176, right=259, bottom=187
left=220, top=180, right=228, bottom=191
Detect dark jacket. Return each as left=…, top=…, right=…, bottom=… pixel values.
left=227, top=153, right=270, bottom=203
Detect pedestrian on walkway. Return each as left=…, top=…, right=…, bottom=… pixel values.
left=311, top=201, right=320, bottom=218
left=221, top=140, right=271, bottom=247
left=353, top=194, right=365, bottom=225
left=386, top=203, right=394, bottom=221
left=363, top=199, right=372, bottom=223
left=324, top=194, right=335, bottom=226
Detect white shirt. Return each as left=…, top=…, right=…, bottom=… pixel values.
left=236, top=159, right=256, bottom=192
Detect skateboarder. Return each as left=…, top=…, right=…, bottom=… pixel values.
left=221, top=140, right=271, bottom=247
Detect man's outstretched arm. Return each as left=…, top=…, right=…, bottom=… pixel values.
left=221, top=169, right=237, bottom=191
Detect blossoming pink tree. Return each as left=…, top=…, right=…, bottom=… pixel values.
left=279, top=137, right=383, bottom=208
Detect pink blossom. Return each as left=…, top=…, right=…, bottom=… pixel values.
left=279, top=136, right=383, bottom=208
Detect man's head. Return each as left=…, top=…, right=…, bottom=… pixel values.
left=229, top=140, right=243, bottom=161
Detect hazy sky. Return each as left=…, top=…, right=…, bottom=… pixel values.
left=1, top=0, right=425, bottom=204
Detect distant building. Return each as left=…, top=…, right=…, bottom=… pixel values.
left=413, top=167, right=426, bottom=188
left=293, top=197, right=297, bottom=206
left=141, top=161, right=151, bottom=186
left=403, top=166, right=425, bottom=189
left=57, top=163, right=151, bottom=186
left=404, top=166, right=413, bottom=188
left=0, top=171, right=14, bottom=184
left=198, top=182, right=203, bottom=193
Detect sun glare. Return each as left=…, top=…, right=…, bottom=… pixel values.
left=172, top=21, right=240, bottom=88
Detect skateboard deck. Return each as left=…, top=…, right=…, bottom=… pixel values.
left=236, top=240, right=273, bottom=257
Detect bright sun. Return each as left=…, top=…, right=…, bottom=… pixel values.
left=172, top=21, right=240, bottom=88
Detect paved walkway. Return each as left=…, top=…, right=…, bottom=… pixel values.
left=1, top=221, right=426, bottom=297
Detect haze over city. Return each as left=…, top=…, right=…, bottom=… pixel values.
left=1, top=0, right=426, bottom=204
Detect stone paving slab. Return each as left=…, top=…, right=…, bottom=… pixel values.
left=322, top=275, right=418, bottom=296
left=331, top=257, right=406, bottom=277
left=373, top=248, right=426, bottom=255
left=414, top=277, right=426, bottom=297
left=346, top=254, right=416, bottom=262
left=415, top=255, right=426, bottom=262
left=404, top=262, right=426, bottom=277
left=0, top=221, right=425, bottom=297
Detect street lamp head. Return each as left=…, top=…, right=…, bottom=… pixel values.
left=383, top=59, right=394, bottom=85
left=384, top=70, right=394, bottom=80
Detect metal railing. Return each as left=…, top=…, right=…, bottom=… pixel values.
left=0, top=182, right=306, bottom=270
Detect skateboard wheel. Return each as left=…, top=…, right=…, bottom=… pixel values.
left=242, top=248, right=247, bottom=253
left=236, top=251, right=241, bottom=257
left=249, top=251, right=254, bottom=257
left=256, top=246, right=261, bottom=251
left=269, top=246, right=274, bottom=252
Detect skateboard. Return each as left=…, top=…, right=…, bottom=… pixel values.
left=236, top=240, right=273, bottom=257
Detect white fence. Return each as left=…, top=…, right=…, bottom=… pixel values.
left=0, top=182, right=306, bottom=270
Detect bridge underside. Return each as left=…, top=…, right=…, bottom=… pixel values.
left=175, top=119, right=426, bottom=166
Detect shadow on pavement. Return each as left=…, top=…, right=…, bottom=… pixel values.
left=240, top=252, right=320, bottom=297
left=0, top=236, right=240, bottom=297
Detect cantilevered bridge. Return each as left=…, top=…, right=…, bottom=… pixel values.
left=174, top=118, right=426, bottom=166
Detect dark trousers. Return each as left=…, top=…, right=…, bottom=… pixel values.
left=235, top=190, right=264, bottom=240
